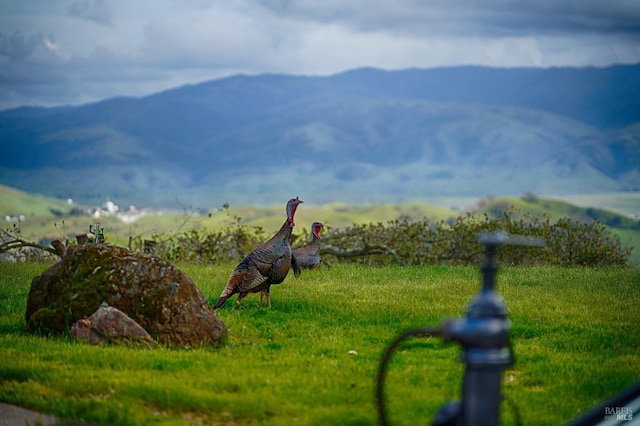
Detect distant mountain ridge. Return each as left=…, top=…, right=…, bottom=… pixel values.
left=0, top=64, right=639, bottom=208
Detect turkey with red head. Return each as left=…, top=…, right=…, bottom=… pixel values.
left=292, top=222, right=331, bottom=270
left=213, top=196, right=303, bottom=309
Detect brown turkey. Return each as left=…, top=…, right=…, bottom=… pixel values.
left=292, top=222, right=330, bottom=270
left=213, top=197, right=303, bottom=309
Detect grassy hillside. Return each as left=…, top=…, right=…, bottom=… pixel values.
left=0, top=184, right=74, bottom=218
left=211, top=201, right=457, bottom=232
left=476, top=194, right=640, bottom=228
left=550, top=192, right=640, bottom=218
left=1, top=263, right=638, bottom=425
left=473, top=194, right=640, bottom=265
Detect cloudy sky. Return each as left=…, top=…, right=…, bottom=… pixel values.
left=1, top=0, right=639, bottom=110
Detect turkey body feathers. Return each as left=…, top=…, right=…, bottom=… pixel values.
left=213, top=197, right=302, bottom=309
left=293, top=222, right=329, bottom=270
left=213, top=223, right=292, bottom=308
left=292, top=241, right=320, bottom=270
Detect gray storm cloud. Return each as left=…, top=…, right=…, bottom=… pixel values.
left=0, top=0, right=639, bottom=109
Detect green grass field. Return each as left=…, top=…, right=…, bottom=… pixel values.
left=1, top=262, right=638, bottom=425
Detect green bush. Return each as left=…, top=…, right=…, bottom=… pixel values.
left=321, top=208, right=632, bottom=267
left=131, top=207, right=632, bottom=268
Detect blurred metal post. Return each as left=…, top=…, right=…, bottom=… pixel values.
left=434, top=232, right=544, bottom=426
left=377, top=231, right=544, bottom=426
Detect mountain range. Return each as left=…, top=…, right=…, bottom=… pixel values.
left=1, top=64, right=639, bottom=209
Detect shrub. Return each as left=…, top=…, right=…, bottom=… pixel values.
left=319, top=208, right=632, bottom=267
left=130, top=207, right=632, bottom=267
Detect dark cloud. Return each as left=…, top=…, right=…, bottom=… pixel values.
left=0, top=31, right=65, bottom=82
left=0, top=0, right=639, bottom=109
left=472, top=2, right=640, bottom=36
left=257, top=0, right=640, bottom=37
left=68, top=0, right=112, bottom=26
left=0, top=31, right=43, bottom=61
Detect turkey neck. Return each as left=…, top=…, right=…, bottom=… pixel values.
left=269, top=218, right=295, bottom=245
left=284, top=219, right=295, bottom=244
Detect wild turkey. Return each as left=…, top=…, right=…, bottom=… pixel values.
left=292, top=222, right=330, bottom=270
left=213, top=197, right=303, bottom=309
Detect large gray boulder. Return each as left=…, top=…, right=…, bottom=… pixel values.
left=26, top=244, right=227, bottom=347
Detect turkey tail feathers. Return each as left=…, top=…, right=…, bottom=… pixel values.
left=213, top=296, right=228, bottom=310
left=291, top=254, right=302, bottom=277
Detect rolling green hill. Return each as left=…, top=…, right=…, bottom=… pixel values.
left=475, top=194, right=640, bottom=229
left=0, top=185, right=74, bottom=218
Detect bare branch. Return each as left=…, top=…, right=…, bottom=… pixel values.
left=321, top=244, right=395, bottom=259
left=1, top=229, right=65, bottom=257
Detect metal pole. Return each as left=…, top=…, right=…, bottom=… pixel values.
left=437, top=232, right=541, bottom=426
